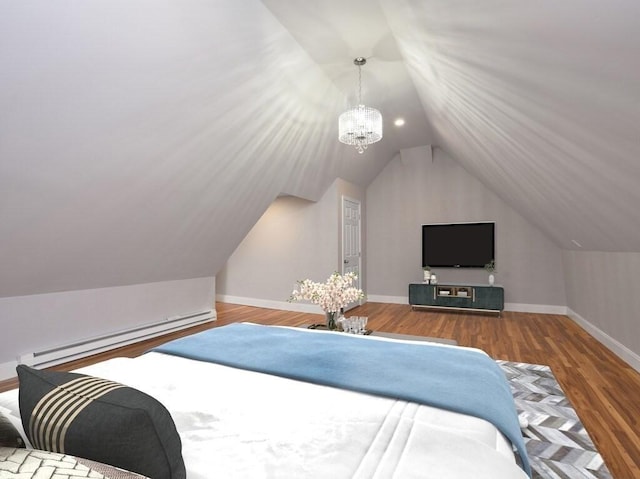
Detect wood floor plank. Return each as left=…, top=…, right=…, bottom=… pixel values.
left=1, top=301, right=639, bottom=478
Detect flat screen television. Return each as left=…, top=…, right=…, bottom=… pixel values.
left=422, top=222, right=495, bottom=268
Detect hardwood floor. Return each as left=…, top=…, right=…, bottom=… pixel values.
left=2, top=302, right=639, bottom=478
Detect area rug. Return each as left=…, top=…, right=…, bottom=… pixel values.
left=497, top=361, right=612, bottom=479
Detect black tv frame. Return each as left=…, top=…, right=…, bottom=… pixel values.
left=421, top=222, right=495, bottom=269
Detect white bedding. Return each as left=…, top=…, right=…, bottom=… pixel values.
left=0, top=331, right=528, bottom=479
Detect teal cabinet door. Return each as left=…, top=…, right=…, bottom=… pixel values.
left=408, top=283, right=436, bottom=305
left=474, top=287, right=504, bottom=311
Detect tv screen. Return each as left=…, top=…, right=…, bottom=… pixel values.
left=422, top=222, right=495, bottom=268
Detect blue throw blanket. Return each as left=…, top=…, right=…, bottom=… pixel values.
left=153, top=323, right=531, bottom=476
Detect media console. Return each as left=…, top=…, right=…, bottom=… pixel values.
left=408, top=283, right=504, bottom=315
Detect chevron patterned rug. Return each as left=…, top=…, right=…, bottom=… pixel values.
left=497, top=361, right=612, bottom=479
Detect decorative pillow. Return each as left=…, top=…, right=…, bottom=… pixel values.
left=16, top=365, right=186, bottom=479
left=0, top=446, right=150, bottom=478
left=0, top=411, right=25, bottom=448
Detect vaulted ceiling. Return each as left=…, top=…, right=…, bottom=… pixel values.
left=1, top=0, right=638, bottom=298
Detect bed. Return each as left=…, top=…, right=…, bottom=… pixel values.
left=0, top=323, right=530, bottom=479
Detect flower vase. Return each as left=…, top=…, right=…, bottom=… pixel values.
left=488, top=274, right=495, bottom=286
left=325, top=311, right=338, bottom=331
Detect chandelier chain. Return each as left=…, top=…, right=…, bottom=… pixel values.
left=358, top=63, right=362, bottom=105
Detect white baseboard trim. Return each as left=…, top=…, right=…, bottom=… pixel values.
left=216, top=294, right=323, bottom=314
left=366, top=294, right=408, bottom=304
left=215, top=295, right=373, bottom=315
left=19, top=310, right=217, bottom=369
left=567, top=308, right=640, bottom=373
left=0, top=310, right=217, bottom=382
left=504, top=303, right=568, bottom=315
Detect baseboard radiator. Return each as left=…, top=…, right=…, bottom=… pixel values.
left=18, top=309, right=216, bottom=369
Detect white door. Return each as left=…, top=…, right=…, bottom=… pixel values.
left=342, top=197, right=362, bottom=310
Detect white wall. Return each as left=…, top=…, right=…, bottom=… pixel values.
left=0, top=277, right=215, bottom=380
left=563, top=250, right=640, bottom=369
left=217, top=178, right=366, bottom=312
left=366, top=146, right=566, bottom=311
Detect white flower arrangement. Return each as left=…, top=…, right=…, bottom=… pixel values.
left=289, top=272, right=365, bottom=313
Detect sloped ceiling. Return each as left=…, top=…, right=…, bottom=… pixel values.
left=1, top=0, right=638, bottom=298
left=378, top=0, right=640, bottom=252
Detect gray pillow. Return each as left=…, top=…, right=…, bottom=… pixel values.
left=0, top=411, right=25, bottom=448
left=17, top=365, right=186, bottom=479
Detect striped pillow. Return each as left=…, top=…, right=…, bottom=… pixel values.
left=16, top=365, right=185, bottom=479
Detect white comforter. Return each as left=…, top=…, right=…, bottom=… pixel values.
left=0, top=332, right=528, bottom=479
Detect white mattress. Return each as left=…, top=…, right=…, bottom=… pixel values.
left=0, top=331, right=528, bottom=479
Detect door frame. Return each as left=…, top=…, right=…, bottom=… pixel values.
left=341, top=195, right=363, bottom=308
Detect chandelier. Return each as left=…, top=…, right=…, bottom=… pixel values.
left=338, top=57, right=383, bottom=154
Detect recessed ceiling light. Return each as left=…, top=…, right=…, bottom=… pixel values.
left=394, top=118, right=405, bottom=127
